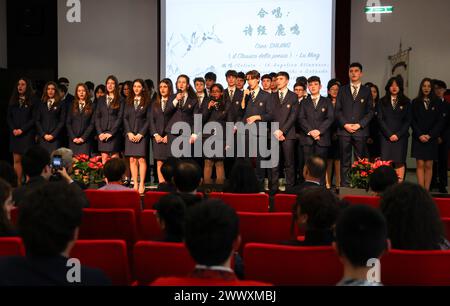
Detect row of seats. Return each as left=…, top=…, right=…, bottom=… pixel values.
left=3, top=237, right=450, bottom=286
left=83, top=190, right=450, bottom=216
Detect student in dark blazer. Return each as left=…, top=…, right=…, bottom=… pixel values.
left=335, top=63, right=374, bottom=187
left=365, top=82, right=381, bottom=161
left=151, top=79, right=174, bottom=184
left=34, top=82, right=66, bottom=154
left=202, top=83, right=232, bottom=185
left=124, top=79, right=151, bottom=195
left=237, top=70, right=274, bottom=190
left=270, top=72, right=299, bottom=194
left=194, top=77, right=209, bottom=117
left=431, top=80, right=449, bottom=193
left=293, top=82, right=308, bottom=185
left=66, top=83, right=96, bottom=156
left=223, top=70, right=244, bottom=178
left=411, top=78, right=446, bottom=191
left=7, top=78, right=38, bottom=186
left=299, top=76, right=335, bottom=164
left=95, top=75, right=125, bottom=164
left=377, top=76, right=411, bottom=182
left=164, top=75, right=199, bottom=159
left=325, top=79, right=341, bottom=189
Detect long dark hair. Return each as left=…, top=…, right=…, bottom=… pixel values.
left=223, top=159, right=260, bottom=194
left=105, top=75, right=121, bottom=110
left=365, top=82, right=380, bottom=106
left=126, top=79, right=150, bottom=109
left=9, top=77, right=34, bottom=106
left=155, top=78, right=174, bottom=109
left=381, top=182, right=445, bottom=250
left=41, top=81, right=62, bottom=107
left=0, top=178, right=13, bottom=236
left=176, top=74, right=197, bottom=99
left=381, top=76, right=408, bottom=107
left=72, top=83, right=94, bottom=115
left=94, top=84, right=106, bottom=104
left=416, top=77, right=435, bottom=101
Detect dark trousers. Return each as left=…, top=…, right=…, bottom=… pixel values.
left=432, top=141, right=448, bottom=189
left=295, top=137, right=305, bottom=185
left=303, top=143, right=329, bottom=161
left=340, top=136, right=368, bottom=187
left=271, top=139, right=295, bottom=192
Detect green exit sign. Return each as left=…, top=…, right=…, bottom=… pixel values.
left=365, top=6, right=394, bottom=14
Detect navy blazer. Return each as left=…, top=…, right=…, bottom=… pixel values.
left=66, top=103, right=96, bottom=140
left=238, top=89, right=273, bottom=137
left=224, top=88, right=244, bottom=123
left=202, top=99, right=232, bottom=138
left=94, top=96, right=125, bottom=136
left=123, top=102, right=150, bottom=136
left=35, top=100, right=66, bottom=138
left=271, top=90, right=299, bottom=140
left=298, top=96, right=335, bottom=146
left=335, top=84, right=374, bottom=137
left=411, top=98, right=446, bottom=140
left=149, top=101, right=168, bottom=137
left=7, top=100, right=36, bottom=134
left=377, top=96, right=412, bottom=139
left=164, top=94, right=198, bottom=135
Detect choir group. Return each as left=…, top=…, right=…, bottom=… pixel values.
left=7, top=63, right=450, bottom=193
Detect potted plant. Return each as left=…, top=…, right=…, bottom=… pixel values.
left=72, top=154, right=105, bottom=188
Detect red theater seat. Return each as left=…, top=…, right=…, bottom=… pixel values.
left=71, top=240, right=131, bottom=286
left=133, top=241, right=195, bottom=285
left=143, top=192, right=204, bottom=210
left=244, top=243, right=342, bottom=286
left=139, top=210, right=164, bottom=241
left=238, top=212, right=294, bottom=252
left=442, top=218, right=450, bottom=240
left=343, top=195, right=380, bottom=209
left=209, top=193, right=269, bottom=212
left=0, top=237, right=25, bottom=257
left=79, top=209, right=138, bottom=248
left=85, top=190, right=141, bottom=218
left=273, top=194, right=296, bottom=212
left=151, top=277, right=271, bottom=286
left=10, top=207, right=19, bottom=226
left=381, top=250, right=450, bottom=286
left=434, top=198, right=450, bottom=218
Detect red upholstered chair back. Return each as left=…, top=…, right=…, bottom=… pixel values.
left=133, top=241, right=195, bottom=285
left=85, top=190, right=141, bottom=218
left=79, top=209, right=138, bottom=249
left=343, top=195, right=380, bottom=209
left=143, top=191, right=169, bottom=210
left=139, top=210, right=164, bottom=241
left=442, top=218, right=450, bottom=241
left=10, top=207, right=19, bottom=226
left=0, top=237, right=25, bottom=257
left=273, top=194, right=297, bottom=212
left=70, top=240, right=131, bottom=285
left=209, top=193, right=269, bottom=212
left=238, top=212, right=295, bottom=253
left=434, top=198, right=450, bottom=218
left=244, top=243, right=342, bottom=286
left=381, top=250, right=450, bottom=286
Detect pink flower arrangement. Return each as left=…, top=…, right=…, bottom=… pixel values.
left=72, top=154, right=106, bottom=185
left=348, top=158, right=393, bottom=189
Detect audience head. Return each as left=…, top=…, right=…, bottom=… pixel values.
left=369, top=166, right=398, bottom=194
left=381, top=182, right=444, bottom=250
left=224, top=159, right=260, bottom=194
left=185, top=200, right=240, bottom=267
left=18, top=182, right=84, bottom=257
left=22, top=146, right=51, bottom=180
left=50, top=148, right=74, bottom=174
left=174, top=160, right=202, bottom=193
left=303, top=155, right=326, bottom=182
left=161, top=158, right=177, bottom=184
left=154, top=194, right=186, bottom=242
left=0, top=161, right=18, bottom=188
left=294, top=187, right=339, bottom=231
left=334, top=205, right=388, bottom=268
left=103, top=158, right=126, bottom=184
left=0, top=178, right=14, bottom=236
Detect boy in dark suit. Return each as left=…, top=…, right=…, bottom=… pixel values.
left=299, top=76, right=335, bottom=162
left=336, top=63, right=374, bottom=186
left=270, top=72, right=299, bottom=194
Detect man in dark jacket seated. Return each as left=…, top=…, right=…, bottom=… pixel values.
left=0, top=182, right=111, bottom=286
left=285, top=155, right=326, bottom=194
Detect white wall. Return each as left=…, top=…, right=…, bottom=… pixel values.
left=58, top=0, right=158, bottom=93
left=351, top=0, right=450, bottom=98
left=0, top=0, right=7, bottom=69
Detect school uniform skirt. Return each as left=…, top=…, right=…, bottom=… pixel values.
left=124, top=135, right=149, bottom=157
left=380, top=134, right=409, bottom=163
left=412, top=137, right=439, bottom=161
left=9, top=131, right=36, bottom=155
